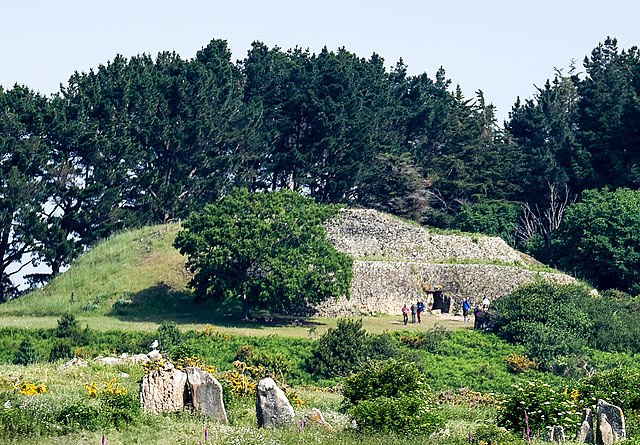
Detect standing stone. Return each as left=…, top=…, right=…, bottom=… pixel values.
left=544, top=425, right=566, bottom=443
left=255, top=377, right=295, bottom=428
left=575, top=408, right=594, bottom=444
left=140, top=363, right=187, bottom=414
left=596, top=399, right=626, bottom=445
left=185, top=367, right=227, bottom=423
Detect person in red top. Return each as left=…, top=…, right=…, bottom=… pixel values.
left=402, top=304, right=409, bottom=325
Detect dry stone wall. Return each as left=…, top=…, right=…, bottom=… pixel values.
left=315, top=208, right=575, bottom=316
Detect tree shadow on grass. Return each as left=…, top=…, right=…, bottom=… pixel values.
left=108, top=283, right=322, bottom=329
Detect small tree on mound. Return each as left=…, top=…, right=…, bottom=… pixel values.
left=174, top=188, right=353, bottom=318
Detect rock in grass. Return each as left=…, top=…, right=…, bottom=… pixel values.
left=185, top=367, right=227, bottom=423
left=256, top=377, right=295, bottom=428
left=140, top=363, right=187, bottom=414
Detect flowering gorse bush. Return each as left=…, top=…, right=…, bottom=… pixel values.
left=505, top=353, right=538, bottom=373
left=498, top=380, right=581, bottom=436
left=17, top=381, right=47, bottom=396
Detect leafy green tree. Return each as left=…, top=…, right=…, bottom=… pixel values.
left=554, top=188, right=640, bottom=293
left=174, top=188, right=352, bottom=317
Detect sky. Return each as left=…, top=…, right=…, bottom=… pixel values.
left=2, top=1, right=640, bottom=123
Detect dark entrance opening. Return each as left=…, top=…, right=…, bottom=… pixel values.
left=423, top=286, right=451, bottom=313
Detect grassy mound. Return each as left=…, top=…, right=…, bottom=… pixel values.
left=0, top=224, right=189, bottom=318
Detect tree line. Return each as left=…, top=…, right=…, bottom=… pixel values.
left=2, top=37, right=640, bottom=301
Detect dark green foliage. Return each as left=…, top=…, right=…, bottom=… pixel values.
left=57, top=403, right=103, bottom=433
left=498, top=379, right=580, bottom=436
left=306, top=319, right=370, bottom=378
left=156, top=321, right=183, bottom=351
left=174, top=188, right=353, bottom=317
left=56, top=313, right=80, bottom=338
left=49, top=339, right=73, bottom=362
left=342, top=359, right=426, bottom=407
left=489, top=282, right=594, bottom=366
left=579, top=367, right=640, bottom=411
left=452, top=199, right=520, bottom=245
left=343, top=359, right=444, bottom=434
left=12, top=337, right=39, bottom=365
left=554, top=187, right=640, bottom=293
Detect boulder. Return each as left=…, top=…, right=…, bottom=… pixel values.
left=57, top=357, right=88, bottom=371
left=255, top=377, right=295, bottom=428
left=140, top=363, right=187, bottom=414
left=185, top=367, right=227, bottom=423
left=544, top=425, right=565, bottom=443
left=575, top=408, right=594, bottom=443
left=303, top=408, right=333, bottom=431
left=596, top=399, right=626, bottom=445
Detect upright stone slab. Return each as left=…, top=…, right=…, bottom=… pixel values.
left=544, top=425, right=565, bottom=443
left=185, top=367, right=227, bottom=423
left=256, top=377, right=295, bottom=428
left=139, top=363, right=187, bottom=414
left=575, top=408, right=594, bottom=444
left=596, top=399, right=626, bottom=445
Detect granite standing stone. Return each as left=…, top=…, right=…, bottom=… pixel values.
left=185, top=367, right=227, bottom=423
left=139, top=363, right=187, bottom=414
left=255, top=377, right=295, bottom=428
left=544, top=425, right=566, bottom=443
left=596, top=399, right=626, bottom=445
left=575, top=408, right=594, bottom=444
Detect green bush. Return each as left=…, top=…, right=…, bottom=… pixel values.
left=578, top=367, right=640, bottom=411
left=343, top=359, right=443, bottom=435
left=156, top=321, right=183, bottom=351
left=57, top=401, right=103, bottom=433
left=472, top=423, right=522, bottom=445
left=49, top=339, right=73, bottom=362
left=306, top=318, right=370, bottom=378
left=498, top=379, right=581, bottom=436
left=13, top=337, right=40, bottom=365
left=489, top=282, right=594, bottom=366
left=348, top=393, right=443, bottom=435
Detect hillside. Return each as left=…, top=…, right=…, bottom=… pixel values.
left=0, top=208, right=574, bottom=318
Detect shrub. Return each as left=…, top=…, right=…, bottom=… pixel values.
left=156, top=321, right=183, bottom=351
left=578, top=367, right=640, bottom=411
left=306, top=318, right=370, bottom=378
left=498, top=380, right=581, bottom=436
left=56, top=313, right=80, bottom=338
left=342, top=359, right=443, bottom=435
left=505, top=353, right=537, bottom=373
left=49, top=339, right=73, bottom=362
left=489, top=282, right=594, bottom=366
left=13, top=337, right=39, bottom=365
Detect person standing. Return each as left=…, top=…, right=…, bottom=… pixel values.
left=482, top=296, right=490, bottom=310
left=402, top=304, right=409, bottom=325
left=473, top=305, right=483, bottom=329
left=410, top=303, right=417, bottom=323
left=462, top=298, right=471, bottom=322
left=416, top=300, right=424, bottom=324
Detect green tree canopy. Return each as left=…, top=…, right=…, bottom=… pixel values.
left=554, top=187, right=640, bottom=293
left=173, top=188, right=353, bottom=317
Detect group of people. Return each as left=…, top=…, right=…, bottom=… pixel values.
left=401, top=301, right=426, bottom=325
left=401, top=296, right=490, bottom=328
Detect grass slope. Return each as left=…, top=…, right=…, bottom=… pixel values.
left=0, top=224, right=188, bottom=318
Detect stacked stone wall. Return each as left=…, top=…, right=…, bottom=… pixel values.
left=315, top=208, right=575, bottom=316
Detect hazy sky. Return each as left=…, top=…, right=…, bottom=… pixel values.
left=1, top=1, right=640, bottom=122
